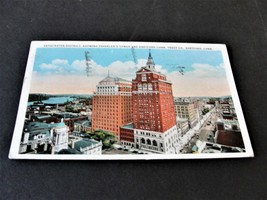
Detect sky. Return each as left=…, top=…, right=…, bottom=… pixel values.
left=30, top=47, right=231, bottom=97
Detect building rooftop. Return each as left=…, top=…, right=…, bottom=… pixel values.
left=74, top=120, right=90, bottom=126
left=35, top=115, right=52, bottom=119
left=24, top=121, right=66, bottom=140
left=216, top=130, right=244, bottom=148
left=174, top=101, right=191, bottom=105
left=53, top=112, right=79, bottom=119
left=121, top=123, right=134, bottom=129
left=24, top=122, right=50, bottom=140
left=57, top=148, right=82, bottom=154
left=145, top=51, right=155, bottom=70
left=99, top=76, right=131, bottom=84
left=74, top=139, right=100, bottom=150
left=176, top=116, right=188, bottom=122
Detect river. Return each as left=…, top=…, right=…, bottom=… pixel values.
left=28, top=96, right=76, bottom=106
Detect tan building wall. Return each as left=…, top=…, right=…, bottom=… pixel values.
left=174, top=102, right=196, bottom=124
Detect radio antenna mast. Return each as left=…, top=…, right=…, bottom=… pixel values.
left=85, top=51, right=92, bottom=76
left=131, top=47, right=138, bottom=69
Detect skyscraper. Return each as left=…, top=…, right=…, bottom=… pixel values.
left=132, top=51, right=179, bottom=153
left=92, top=75, right=132, bottom=141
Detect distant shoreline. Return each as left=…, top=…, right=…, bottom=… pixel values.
left=29, top=93, right=231, bottom=99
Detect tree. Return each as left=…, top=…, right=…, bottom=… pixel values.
left=202, top=108, right=210, bottom=115
left=84, top=130, right=115, bottom=150
left=103, top=140, right=111, bottom=149
left=65, top=106, right=74, bottom=112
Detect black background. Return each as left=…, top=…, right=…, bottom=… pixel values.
left=1, top=0, right=267, bottom=199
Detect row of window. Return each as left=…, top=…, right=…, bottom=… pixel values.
left=139, top=138, right=160, bottom=147
left=93, top=125, right=119, bottom=133
left=137, top=83, right=153, bottom=91
left=137, top=73, right=166, bottom=81
left=137, top=125, right=161, bottom=130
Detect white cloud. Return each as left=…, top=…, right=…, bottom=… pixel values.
left=70, top=60, right=88, bottom=72
left=167, top=63, right=229, bottom=97
left=40, top=63, right=58, bottom=70
left=52, top=59, right=68, bottom=65
left=34, top=58, right=230, bottom=97
left=39, top=57, right=168, bottom=79
left=186, top=63, right=225, bottom=78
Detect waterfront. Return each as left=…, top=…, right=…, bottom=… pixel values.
left=28, top=96, right=76, bottom=105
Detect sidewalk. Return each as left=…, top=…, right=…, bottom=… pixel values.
left=175, top=108, right=214, bottom=152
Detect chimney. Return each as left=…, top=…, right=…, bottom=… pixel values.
left=72, top=140, right=75, bottom=149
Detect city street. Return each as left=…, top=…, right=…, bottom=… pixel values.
left=181, top=107, right=219, bottom=153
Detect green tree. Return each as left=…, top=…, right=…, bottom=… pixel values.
left=202, top=108, right=210, bottom=115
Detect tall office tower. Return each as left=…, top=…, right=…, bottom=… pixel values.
left=92, top=75, right=132, bottom=141
left=132, top=51, right=179, bottom=153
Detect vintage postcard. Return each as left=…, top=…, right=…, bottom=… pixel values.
left=9, top=41, right=253, bottom=160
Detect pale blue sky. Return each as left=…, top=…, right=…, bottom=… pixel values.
left=31, top=47, right=230, bottom=96
left=34, top=47, right=223, bottom=74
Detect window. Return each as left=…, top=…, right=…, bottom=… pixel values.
left=141, top=138, right=145, bottom=144
left=142, top=74, right=147, bottom=81
left=138, top=84, right=142, bottom=91
left=143, top=83, right=147, bottom=91
left=148, top=83, right=152, bottom=91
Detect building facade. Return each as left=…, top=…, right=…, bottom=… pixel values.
left=174, top=101, right=197, bottom=128
left=132, top=52, right=179, bottom=153
left=20, top=121, right=69, bottom=154
left=70, top=137, right=102, bottom=155
left=176, top=116, right=189, bottom=135
left=120, top=123, right=135, bottom=147
left=92, top=75, right=133, bottom=141
left=73, top=120, right=91, bottom=133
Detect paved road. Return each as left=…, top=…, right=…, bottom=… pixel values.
left=182, top=108, right=219, bottom=153
left=198, top=128, right=214, bottom=142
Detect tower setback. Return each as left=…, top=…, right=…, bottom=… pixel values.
left=132, top=52, right=179, bottom=153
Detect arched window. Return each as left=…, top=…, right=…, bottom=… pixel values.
left=141, top=138, right=145, bottom=144
left=147, top=139, right=151, bottom=145
left=153, top=140, right=157, bottom=146
left=148, top=83, right=153, bottom=91
left=138, top=83, right=142, bottom=91
left=143, top=83, right=147, bottom=91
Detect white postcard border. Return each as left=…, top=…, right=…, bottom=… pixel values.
left=9, top=41, right=254, bottom=160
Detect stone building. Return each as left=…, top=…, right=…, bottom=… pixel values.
left=20, top=121, right=69, bottom=154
